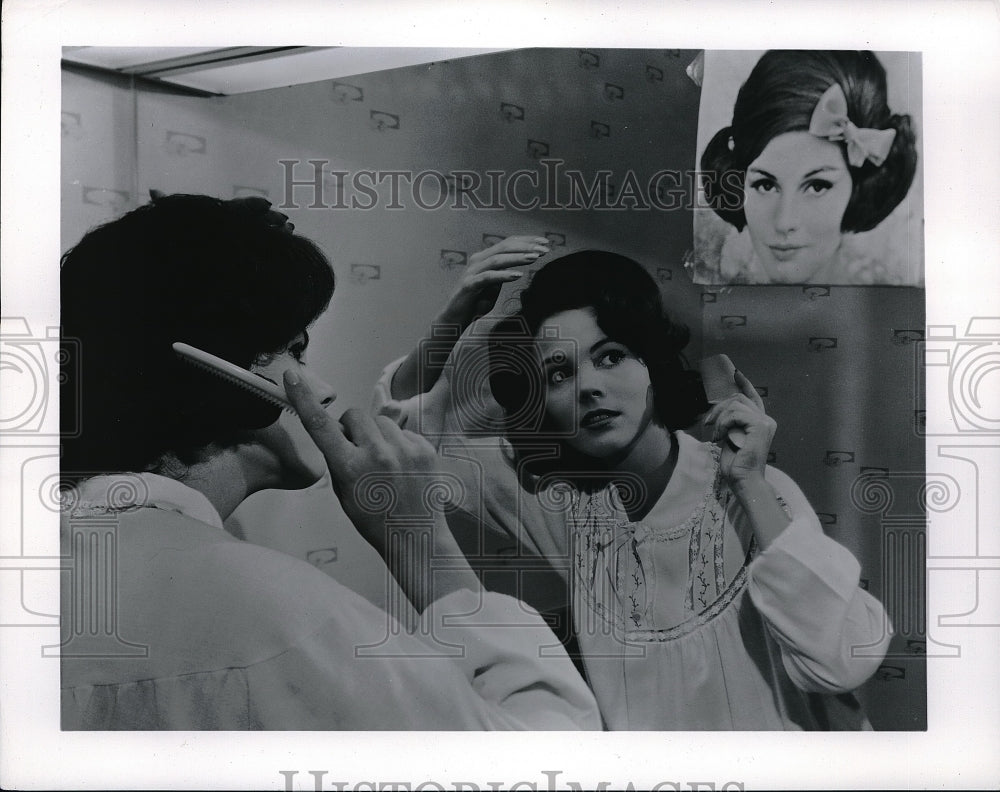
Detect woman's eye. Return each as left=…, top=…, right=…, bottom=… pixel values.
left=289, top=344, right=307, bottom=363
left=596, top=349, right=627, bottom=368
left=749, top=178, right=776, bottom=194
left=803, top=179, right=834, bottom=195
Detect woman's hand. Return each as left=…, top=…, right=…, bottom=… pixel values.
left=390, top=236, right=551, bottom=401
left=440, top=236, right=551, bottom=328
left=702, top=370, right=776, bottom=485
left=284, top=371, right=480, bottom=610
left=702, top=371, right=791, bottom=551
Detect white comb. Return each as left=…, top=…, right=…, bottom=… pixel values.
left=172, top=342, right=294, bottom=412
left=699, top=353, right=747, bottom=449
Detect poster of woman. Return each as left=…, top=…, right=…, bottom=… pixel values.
left=691, top=50, right=924, bottom=286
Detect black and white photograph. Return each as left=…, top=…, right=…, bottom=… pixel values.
left=2, top=2, right=999, bottom=790
left=690, top=49, right=923, bottom=286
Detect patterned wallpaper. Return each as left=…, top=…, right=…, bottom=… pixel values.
left=60, top=48, right=925, bottom=729
left=701, top=284, right=925, bottom=728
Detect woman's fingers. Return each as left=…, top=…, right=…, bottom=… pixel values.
left=468, top=237, right=550, bottom=274
left=339, top=408, right=390, bottom=452
left=283, top=371, right=352, bottom=464
left=468, top=269, right=524, bottom=288
left=373, top=414, right=415, bottom=450
left=374, top=418, right=437, bottom=469
left=468, top=251, right=542, bottom=276
left=400, top=428, right=436, bottom=454
left=479, top=235, right=550, bottom=255
left=703, top=393, right=748, bottom=427
left=704, top=390, right=775, bottom=448
left=442, top=236, right=550, bottom=324
left=734, top=369, right=765, bottom=411
left=712, top=407, right=776, bottom=469
left=712, top=401, right=765, bottom=440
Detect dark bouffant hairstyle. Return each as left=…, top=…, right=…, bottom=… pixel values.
left=60, top=193, right=335, bottom=476
left=488, top=250, right=707, bottom=474
left=701, top=50, right=918, bottom=233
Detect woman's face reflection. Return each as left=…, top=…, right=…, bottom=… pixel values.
left=535, top=308, right=657, bottom=462
left=743, top=131, right=853, bottom=283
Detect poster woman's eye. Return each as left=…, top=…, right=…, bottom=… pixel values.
left=803, top=179, right=834, bottom=196
left=749, top=177, right=777, bottom=194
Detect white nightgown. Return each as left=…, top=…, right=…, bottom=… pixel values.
left=374, top=343, right=892, bottom=729
left=60, top=472, right=601, bottom=730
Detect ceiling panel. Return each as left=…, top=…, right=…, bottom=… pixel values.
left=62, top=46, right=513, bottom=95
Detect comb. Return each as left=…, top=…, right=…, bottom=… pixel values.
left=172, top=342, right=294, bottom=412
left=699, top=353, right=747, bottom=449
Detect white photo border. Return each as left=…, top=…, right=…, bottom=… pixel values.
left=2, top=1, right=998, bottom=789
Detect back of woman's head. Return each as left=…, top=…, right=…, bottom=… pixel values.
left=60, top=193, right=335, bottom=475
left=488, top=251, right=707, bottom=464
left=701, top=50, right=918, bottom=233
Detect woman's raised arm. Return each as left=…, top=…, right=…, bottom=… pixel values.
left=389, top=236, right=549, bottom=401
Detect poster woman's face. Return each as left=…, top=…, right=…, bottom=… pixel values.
left=743, top=131, right=853, bottom=283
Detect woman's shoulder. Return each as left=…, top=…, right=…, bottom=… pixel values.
left=674, top=429, right=722, bottom=480
left=204, top=536, right=396, bottom=640
left=667, top=432, right=808, bottom=507
left=90, top=499, right=380, bottom=630
left=63, top=503, right=389, bottom=687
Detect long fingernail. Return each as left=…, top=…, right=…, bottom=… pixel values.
left=284, top=370, right=301, bottom=386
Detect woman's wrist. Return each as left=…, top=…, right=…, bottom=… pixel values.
left=728, top=471, right=768, bottom=496
left=379, top=516, right=483, bottom=613
left=729, top=474, right=790, bottom=551
left=388, top=307, right=467, bottom=401
left=436, top=300, right=474, bottom=332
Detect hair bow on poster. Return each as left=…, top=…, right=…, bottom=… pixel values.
left=809, top=83, right=896, bottom=167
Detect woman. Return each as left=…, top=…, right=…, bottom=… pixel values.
left=58, top=193, right=599, bottom=730
left=377, top=243, right=892, bottom=729
left=697, top=50, right=919, bottom=284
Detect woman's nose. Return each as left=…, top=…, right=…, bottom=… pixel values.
left=577, top=363, right=605, bottom=399
left=303, top=369, right=337, bottom=407
left=773, top=192, right=799, bottom=234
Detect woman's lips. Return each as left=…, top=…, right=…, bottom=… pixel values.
left=581, top=409, right=620, bottom=429
left=767, top=244, right=806, bottom=262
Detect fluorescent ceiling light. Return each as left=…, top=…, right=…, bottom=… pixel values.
left=62, top=46, right=512, bottom=95
left=61, top=47, right=224, bottom=71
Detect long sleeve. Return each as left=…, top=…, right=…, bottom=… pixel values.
left=243, top=579, right=600, bottom=730
left=61, top=502, right=601, bottom=730
left=746, top=466, right=892, bottom=694
left=372, top=318, right=507, bottom=445
left=372, top=355, right=435, bottom=432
